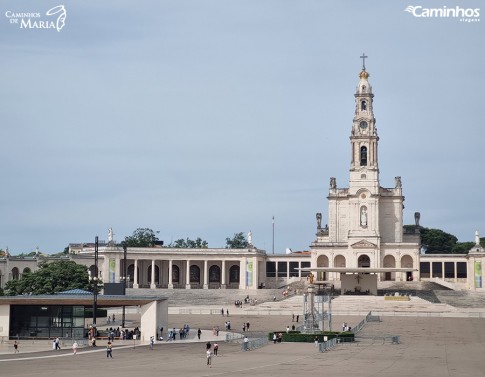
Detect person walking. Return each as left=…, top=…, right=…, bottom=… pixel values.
left=243, top=335, right=249, bottom=351
left=13, top=340, right=19, bottom=353
left=206, top=349, right=212, bottom=367
left=213, top=342, right=219, bottom=356
left=106, top=341, right=113, bottom=358
left=273, top=333, right=277, bottom=344
left=198, top=328, right=202, bottom=340
left=226, top=309, right=229, bottom=316
left=55, top=337, right=61, bottom=350
left=246, top=322, right=250, bottom=331
left=150, top=336, right=154, bottom=350
left=72, top=341, right=78, bottom=355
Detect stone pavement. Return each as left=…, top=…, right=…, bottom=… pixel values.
left=1, top=295, right=485, bottom=376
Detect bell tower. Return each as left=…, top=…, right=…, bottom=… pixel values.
left=349, top=54, right=380, bottom=193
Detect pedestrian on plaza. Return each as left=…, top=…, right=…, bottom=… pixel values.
left=273, top=333, right=277, bottom=344
left=106, top=341, right=113, bottom=358
left=292, top=313, right=295, bottom=322
left=206, top=349, right=212, bottom=367
left=55, top=337, right=61, bottom=350
left=243, top=335, right=249, bottom=351
left=112, top=314, right=115, bottom=322
left=226, top=309, right=229, bottom=316
left=221, top=308, right=224, bottom=316
left=246, top=322, right=250, bottom=331
left=314, top=336, right=319, bottom=347
left=14, top=340, right=19, bottom=353
left=213, top=342, right=219, bottom=356
left=296, top=315, right=299, bottom=323
left=243, top=323, right=246, bottom=332
left=206, top=341, right=211, bottom=351
left=198, top=328, right=202, bottom=339
left=72, top=341, right=78, bottom=355
left=286, top=326, right=290, bottom=333
left=150, top=336, right=154, bottom=350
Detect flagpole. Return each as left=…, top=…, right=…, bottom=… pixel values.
left=272, top=216, right=275, bottom=254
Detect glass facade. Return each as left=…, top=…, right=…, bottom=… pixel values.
left=10, top=305, right=85, bottom=339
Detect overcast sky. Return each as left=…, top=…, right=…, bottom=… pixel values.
left=0, top=0, right=483, bottom=254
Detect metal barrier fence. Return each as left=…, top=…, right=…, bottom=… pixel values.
left=225, top=332, right=244, bottom=342
left=241, top=337, right=268, bottom=351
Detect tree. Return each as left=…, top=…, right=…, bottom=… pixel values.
left=124, top=228, right=159, bottom=247
left=404, top=225, right=483, bottom=254
left=172, top=237, right=208, bottom=248
left=4, top=260, right=91, bottom=296
left=225, top=232, right=248, bottom=249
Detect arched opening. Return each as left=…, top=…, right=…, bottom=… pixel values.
left=172, top=265, right=180, bottom=283
left=334, top=255, right=346, bottom=268
left=383, top=255, right=396, bottom=281
left=147, top=265, right=160, bottom=285
left=360, top=146, right=367, bottom=166
left=209, top=265, right=221, bottom=283
left=358, top=255, right=371, bottom=268
left=229, top=265, right=240, bottom=283
left=23, top=267, right=32, bottom=274
left=361, top=100, right=367, bottom=111
left=11, top=267, right=19, bottom=280
left=190, top=265, right=200, bottom=283
left=88, top=265, right=99, bottom=278
left=401, top=255, right=414, bottom=281
left=127, top=264, right=139, bottom=285
left=317, top=255, right=329, bottom=281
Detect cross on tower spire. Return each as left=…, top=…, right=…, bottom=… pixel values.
left=360, top=53, right=368, bottom=70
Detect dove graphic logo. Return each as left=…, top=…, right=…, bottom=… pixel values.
left=46, top=5, right=67, bottom=32
left=404, top=5, right=480, bottom=22
left=404, top=6, right=418, bottom=15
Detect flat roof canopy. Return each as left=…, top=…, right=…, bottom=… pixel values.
left=299, top=267, right=418, bottom=273
left=0, top=294, right=167, bottom=307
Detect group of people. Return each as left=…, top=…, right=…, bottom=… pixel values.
left=272, top=333, right=283, bottom=344
left=205, top=341, right=220, bottom=368
left=221, top=308, right=230, bottom=316
left=342, top=322, right=351, bottom=332
left=167, top=324, right=190, bottom=341
left=291, top=313, right=300, bottom=322
left=242, top=322, right=250, bottom=331
left=106, top=314, right=116, bottom=324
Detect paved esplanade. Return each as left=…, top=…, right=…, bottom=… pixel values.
left=1, top=296, right=485, bottom=377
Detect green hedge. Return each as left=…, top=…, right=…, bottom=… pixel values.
left=268, top=331, right=354, bottom=343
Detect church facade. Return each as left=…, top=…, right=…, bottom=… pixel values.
left=310, top=66, right=421, bottom=284
left=2, top=64, right=485, bottom=293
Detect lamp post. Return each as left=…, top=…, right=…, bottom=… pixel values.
left=91, top=236, right=99, bottom=326
left=121, top=242, right=128, bottom=328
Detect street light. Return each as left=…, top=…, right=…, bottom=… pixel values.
left=121, top=242, right=128, bottom=328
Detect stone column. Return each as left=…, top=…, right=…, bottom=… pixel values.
left=454, top=261, right=458, bottom=282
left=168, top=260, right=173, bottom=289
left=150, top=259, right=156, bottom=289
left=133, top=259, right=139, bottom=289
left=253, top=257, right=259, bottom=289
left=186, top=260, right=191, bottom=289
left=115, top=256, right=121, bottom=283
left=221, top=260, right=226, bottom=289
left=239, top=258, right=246, bottom=289
left=203, top=260, right=208, bottom=289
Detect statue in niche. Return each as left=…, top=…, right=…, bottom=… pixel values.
left=108, top=228, right=114, bottom=243
left=395, top=176, right=402, bottom=188
left=330, top=177, right=336, bottom=189
left=316, top=213, right=322, bottom=229
left=360, top=207, right=368, bottom=227
left=476, top=230, right=480, bottom=246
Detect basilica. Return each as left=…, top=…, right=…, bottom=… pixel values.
left=1, top=63, right=484, bottom=293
